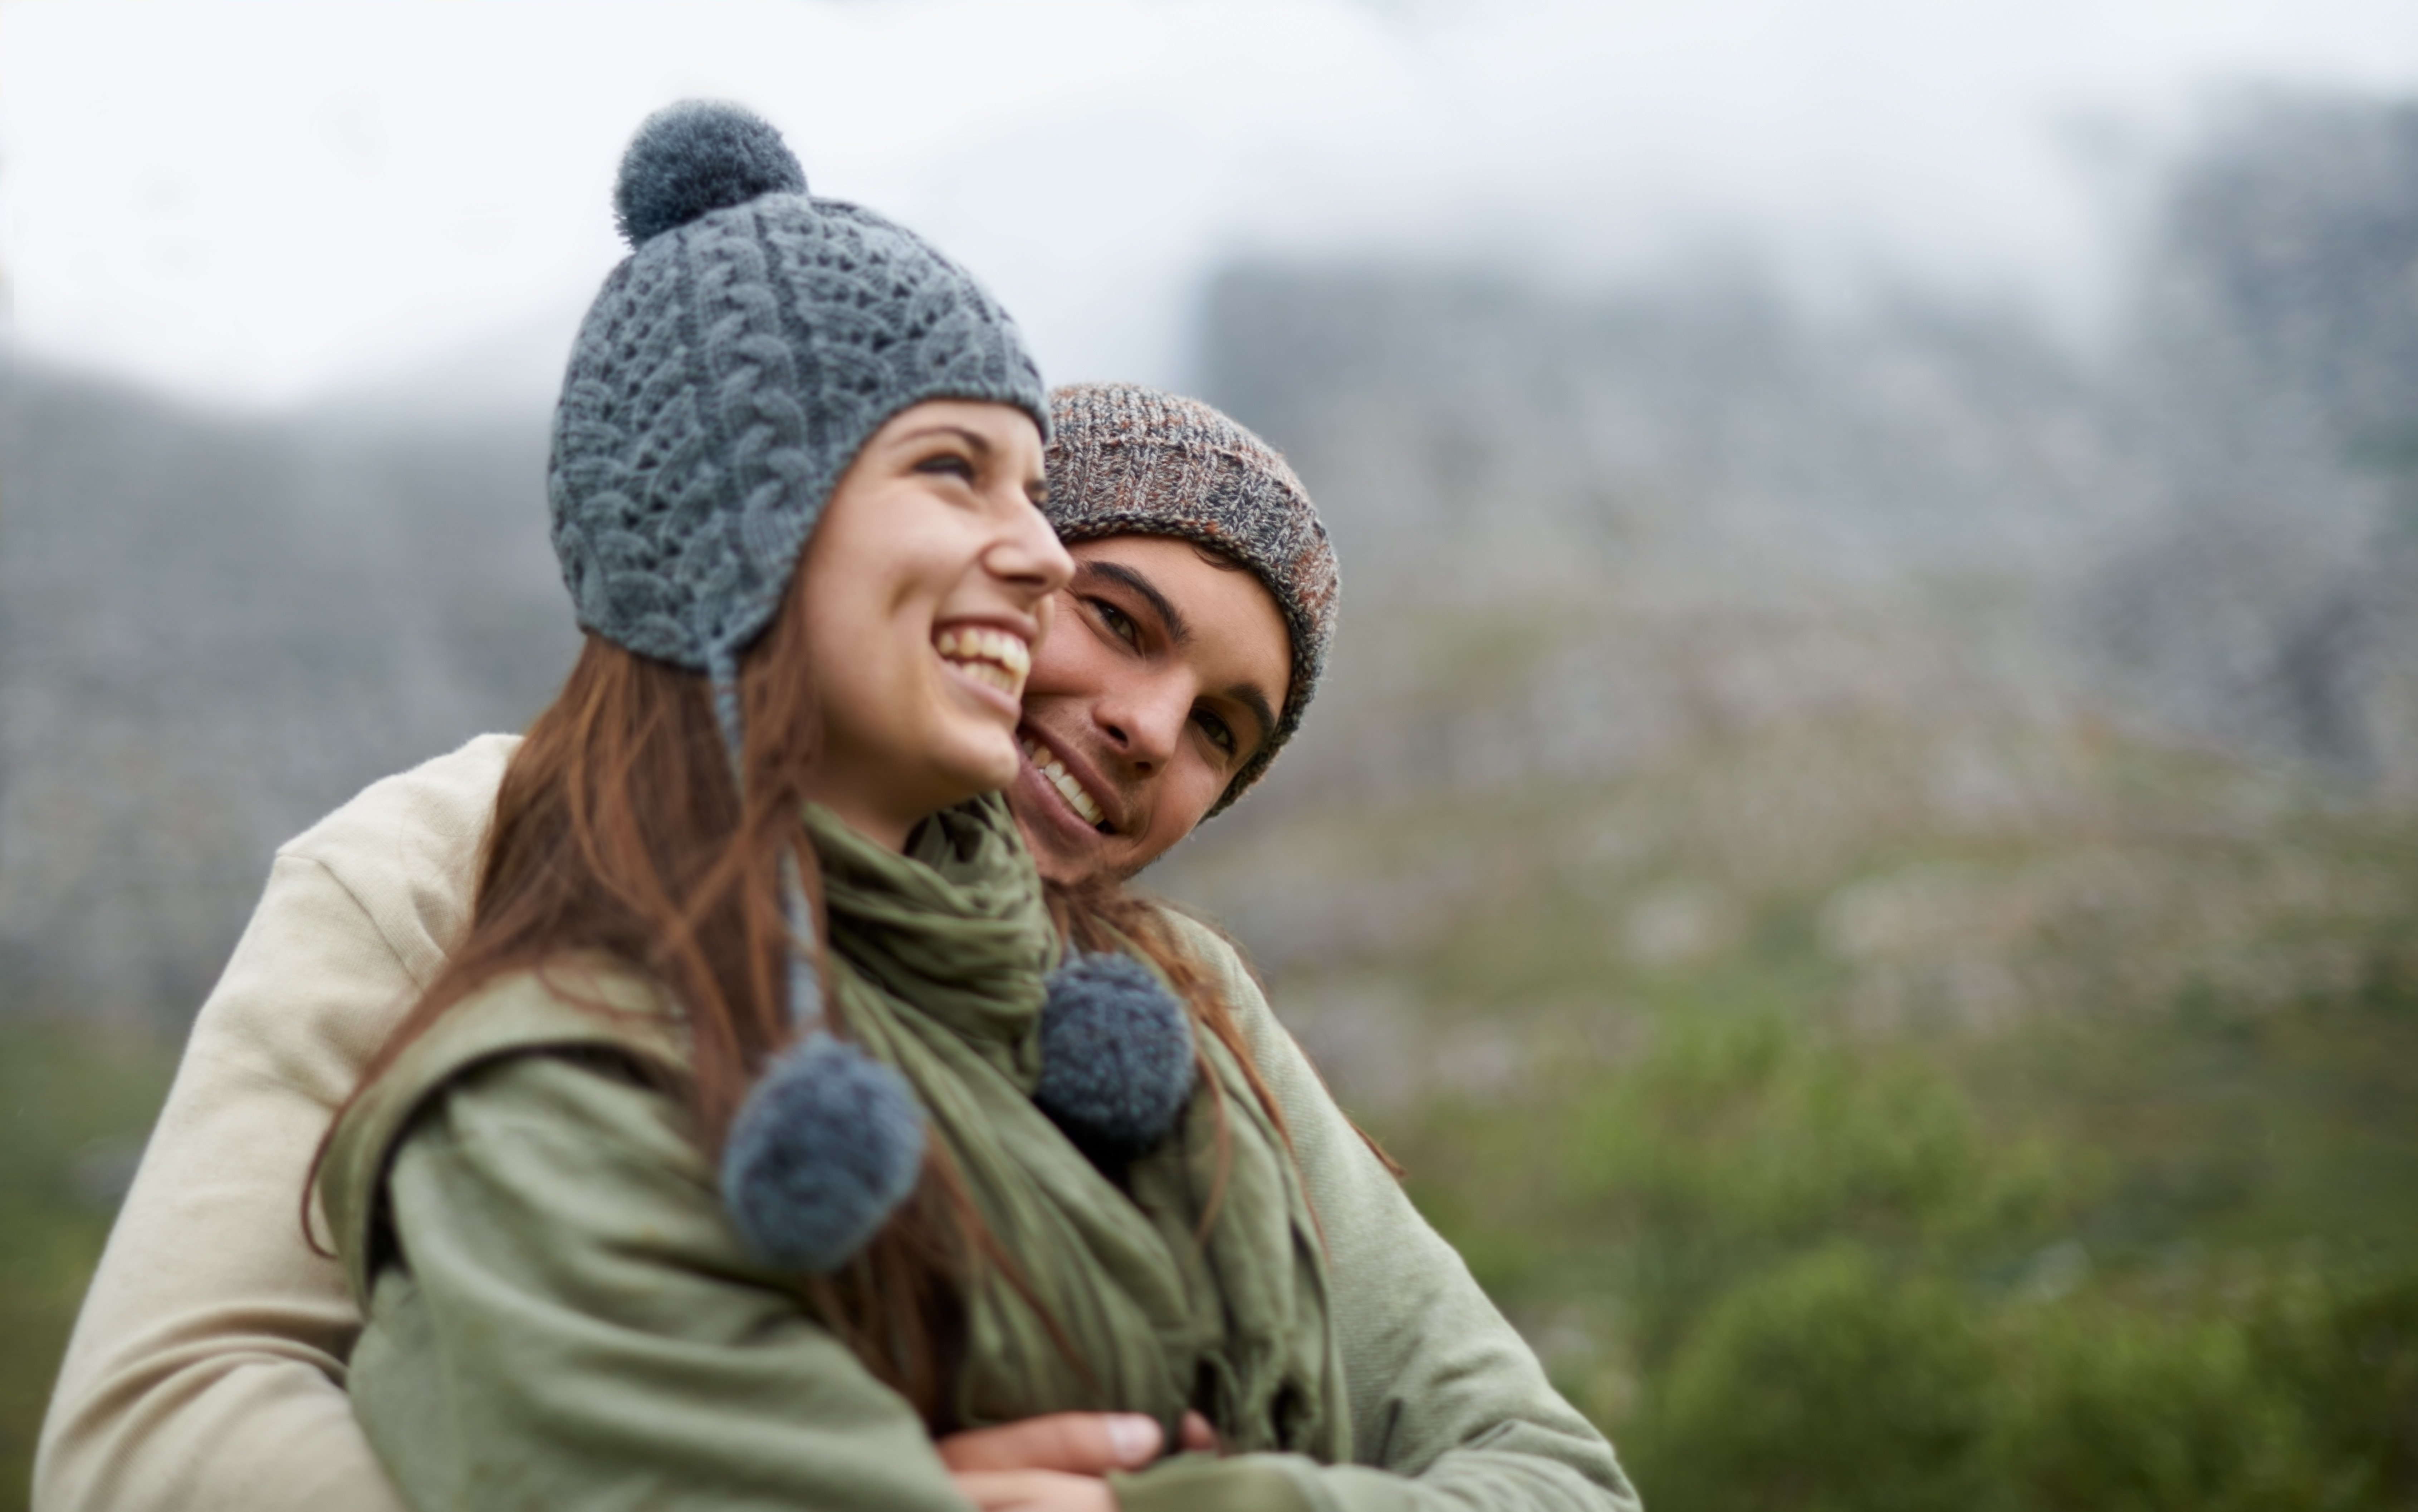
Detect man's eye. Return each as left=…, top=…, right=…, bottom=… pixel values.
left=1093, top=600, right=1139, bottom=647
left=1195, top=709, right=1237, bottom=758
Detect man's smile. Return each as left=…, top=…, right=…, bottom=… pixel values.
left=1018, top=728, right=1115, bottom=832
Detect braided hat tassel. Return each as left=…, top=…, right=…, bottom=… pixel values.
left=705, top=642, right=924, bottom=1274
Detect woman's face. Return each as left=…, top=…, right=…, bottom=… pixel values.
left=793, top=399, right=1072, bottom=850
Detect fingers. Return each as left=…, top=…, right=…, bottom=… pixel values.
left=1178, top=1410, right=1219, bottom=1454
left=950, top=1469, right=1119, bottom=1512
left=936, top=1411, right=1163, bottom=1474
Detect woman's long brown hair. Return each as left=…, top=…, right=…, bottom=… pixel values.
left=307, top=563, right=1319, bottom=1426
left=310, top=566, right=1024, bottom=1419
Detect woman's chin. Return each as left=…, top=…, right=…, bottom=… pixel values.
left=929, top=731, right=1024, bottom=805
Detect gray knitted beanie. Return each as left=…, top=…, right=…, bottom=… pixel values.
left=549, top=101, right=1048, bottom=685
left=1043, top=383, right=1339, bottom=813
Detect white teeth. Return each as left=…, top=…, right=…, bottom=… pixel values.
left=958, top=661, right=1015, bottom=694
left=933, top=625, right=1029, bottom=699
left=1018, top=738, right=1106, bottom=827
left=1051, top=766, right=1105, bottom=825
left=980, top=629, right=1030, bottom=677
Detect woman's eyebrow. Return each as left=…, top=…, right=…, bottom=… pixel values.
left=1077, top=560, right=1190, bottom=645
left=895, top=424, right=992, bottom=455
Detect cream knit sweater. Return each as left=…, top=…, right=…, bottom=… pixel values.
left=35, top=735, right=1635, bottom=1512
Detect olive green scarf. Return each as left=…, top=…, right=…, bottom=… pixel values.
left=808, top=798, right=1347, bottom=1457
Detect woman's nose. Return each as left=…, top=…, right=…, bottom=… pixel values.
left=988, top=507, right=1075, bottom=601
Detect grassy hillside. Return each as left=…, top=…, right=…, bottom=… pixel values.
left=4, top=778, right=2415, bottom=1509
left=1144, top=583, right=2418, bottom=1509
left=10, top=617, right=2418, bottom=1511
left=1377, top=944, right=2418, bottom=1510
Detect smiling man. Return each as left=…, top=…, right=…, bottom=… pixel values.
left=36, top=384, right=1634, bottom=1512
left=1008, top=382, right=1338, bottom=884
left=1014, top=539, right=1281, bottom=869
left=1001, top=380, right=1344, bottom=885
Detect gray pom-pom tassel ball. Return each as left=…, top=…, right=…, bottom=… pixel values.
left=720, top=1033, right=924, bottom=1273
left=1033, top=953, right=1198, bottom=1158
left=614, top=99, right=808, bottom=248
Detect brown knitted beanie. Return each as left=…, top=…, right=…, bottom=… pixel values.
left=1043, top=382, right=1339, bottom=815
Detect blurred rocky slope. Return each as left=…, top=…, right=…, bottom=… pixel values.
left=0, top=365, right=573, bottom=1017
left=5, top=91, right=2417, bottom=1025
left=2091, top=95, right=2418, bottom=782
left=1149, top=91, right=2418, bottom=1081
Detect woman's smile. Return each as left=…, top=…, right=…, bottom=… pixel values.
left=792, top=400, right=1071, bottom=850
left=934, top=623, right=1033, bottom=704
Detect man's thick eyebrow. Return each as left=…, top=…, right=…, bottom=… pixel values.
left=1079, top=560, right=1190, bottom=645
left=1228, top=683, right=1279, bottom=759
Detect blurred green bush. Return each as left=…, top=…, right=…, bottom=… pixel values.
left=1392, top=973, right=2418, bottom=1512
left=9, top=990, right=2417, bottom=1512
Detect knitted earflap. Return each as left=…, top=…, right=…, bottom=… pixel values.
left=1033, top=953, right=1198, bottom=1159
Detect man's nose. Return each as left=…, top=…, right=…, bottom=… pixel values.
left=1098, top=678, right=1192, bottom=775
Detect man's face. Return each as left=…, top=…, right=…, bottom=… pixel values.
left=1008, top=535, right=1292, bottom=884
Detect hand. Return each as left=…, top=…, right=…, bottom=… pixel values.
left=949, top=1469, right=1119, bottom=1512
left=937, top=1411, right=1219, bottom=1475
left=939, top=1411, right=1221, bottom=1509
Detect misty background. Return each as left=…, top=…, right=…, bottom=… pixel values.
left=5, top=0, right=2416, bottom=1019
left=9, top=3, right=2418, bottom=1507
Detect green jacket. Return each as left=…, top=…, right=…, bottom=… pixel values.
left=42, top=734, right=1634, bottom=1512
left=320, top=803, right=1638, bottom=1512
left=321, top=966, right=1340, bottom=1512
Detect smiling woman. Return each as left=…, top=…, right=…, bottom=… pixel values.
left=34, top=90, right=1641, bottom=1512
left=285, top=100, right=1353, bottom=1512
left=792, top=402, right=1063, bottom=851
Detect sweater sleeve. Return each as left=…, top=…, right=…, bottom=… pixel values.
left=33, top=854, right=415, bottom=1512
left=350, top=1049, right=967, bottom=1512
left=1145, top=913, right=1643, bottom=1512
left=35, top=732, right=513, bottom=1512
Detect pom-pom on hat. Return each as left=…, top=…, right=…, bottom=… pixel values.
left=1033, top=952, right=1198, bottom=1159
left=550, top=100, right=1049, bottom=680
left=613, top=101, right=806, bottom=245
left=721, top=1033, right=927, bottom=1272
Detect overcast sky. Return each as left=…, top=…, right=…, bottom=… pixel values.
left=4, top=0, right=2416, bottom=410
